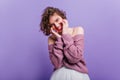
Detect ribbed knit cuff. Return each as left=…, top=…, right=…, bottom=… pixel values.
left=61, top=34, right=74, bottom=48
left=54, top=36, right=63, bottom=50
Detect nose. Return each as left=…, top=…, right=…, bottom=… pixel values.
left=54, top=22, right=59, bottom=28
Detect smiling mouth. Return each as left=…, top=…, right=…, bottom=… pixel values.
left=54, top=23, right=63, bottom=32
left=57, top=26, right=62, bottom=29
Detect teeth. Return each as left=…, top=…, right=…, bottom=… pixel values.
left=55, top=26, right=62, bottom=30
left=59, top=26, right=62, bottom=29
left=56, top=26, right=60, bottom=29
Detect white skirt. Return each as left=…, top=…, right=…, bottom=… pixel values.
left=50, top=66, right=90, bottom=80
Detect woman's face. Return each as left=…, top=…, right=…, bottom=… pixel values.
left=49, top=13, right=63, bottom=33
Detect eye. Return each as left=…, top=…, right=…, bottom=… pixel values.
left=56, top=18, right=59, bottom=22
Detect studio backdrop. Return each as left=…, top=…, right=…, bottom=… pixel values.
left=0, top=0, right=120, bottom=80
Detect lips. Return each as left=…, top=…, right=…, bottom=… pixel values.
left=54, top=23, right=63, bottom=32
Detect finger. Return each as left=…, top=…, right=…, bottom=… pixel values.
left=51, top=27, right=62, bottom=37
left=51, top=27, right=56, bottom=32
left=62, top=20, right=67, bottom=29
left=51, top=27, right=55, bottom=33
left=51, top=27, right=58, bottom=35
left=62, top=19, right=66, bottom=25
left=50, top=27, right=55, bottom=34
left=64, top=19, right=68, bottom=25
left=63, top=19, right=68, bottom=27
left=61, top=20, right=65, bottom=29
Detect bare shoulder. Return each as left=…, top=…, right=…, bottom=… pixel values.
left=48, top=36, right=52, bottom=41
left=48, top=35, right=55, bottom=45
left=73, top=26, right=84, bottom=35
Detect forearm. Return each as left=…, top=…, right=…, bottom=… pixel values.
left=61, top=34, right=84, bottom=64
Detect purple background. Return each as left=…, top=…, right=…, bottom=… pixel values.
left=0, top=0, right=120, bottom=80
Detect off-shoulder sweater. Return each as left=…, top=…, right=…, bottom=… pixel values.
left=48, top=34, right=88, bottom=74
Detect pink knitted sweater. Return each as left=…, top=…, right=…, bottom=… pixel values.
left=48, top=34, right=88, bottom=74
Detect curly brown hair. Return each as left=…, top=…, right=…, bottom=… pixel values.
left=40, top=6, right=67, bottom=36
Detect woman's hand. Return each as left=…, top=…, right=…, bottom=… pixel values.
left=50, top=27, right=61, bottom=38
left=62, top=19, right=69, bottom=34
left=50, top=19, right=69, bottom=38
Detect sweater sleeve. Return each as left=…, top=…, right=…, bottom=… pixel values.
left=48, top=37, right=64, bottom=70
left=61, top=34, right=84, bottom=64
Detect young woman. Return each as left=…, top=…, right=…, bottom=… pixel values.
left=40, top=6, right=90, bottom=80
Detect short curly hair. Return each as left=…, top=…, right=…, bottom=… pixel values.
left=40, top=6, right=67, bottom=36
